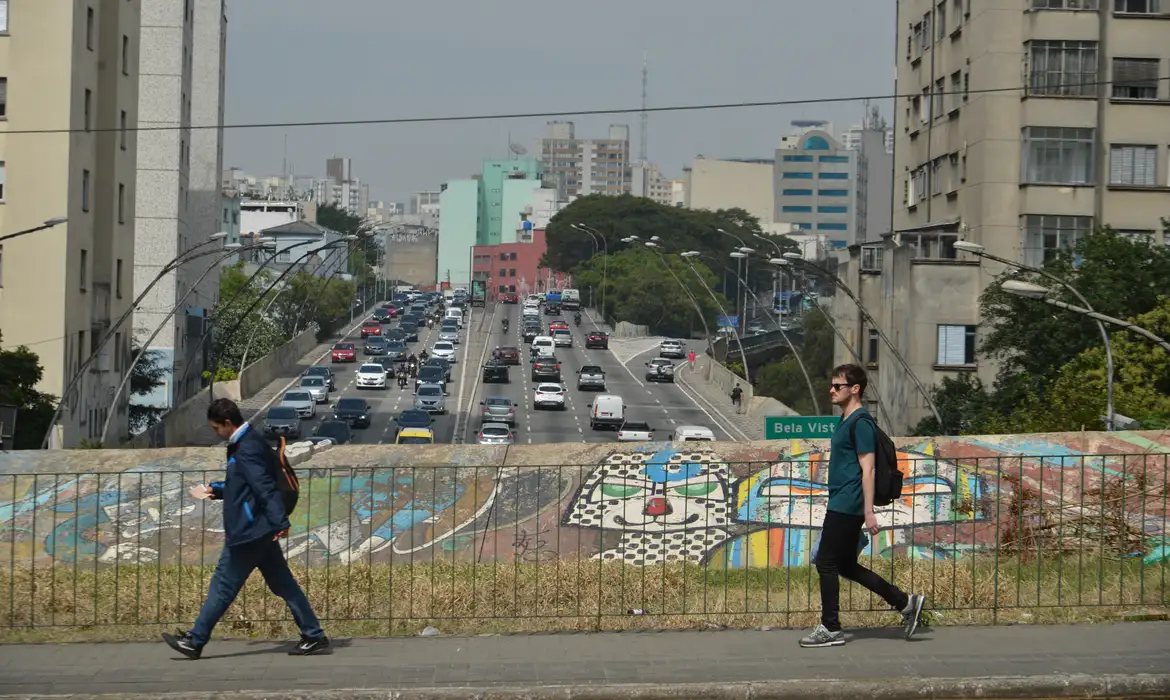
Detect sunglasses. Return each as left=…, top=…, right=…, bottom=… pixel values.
left=830, top=382, right=855, bottom=392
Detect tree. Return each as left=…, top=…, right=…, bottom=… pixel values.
left=270, top=270, right=357, bottom=341
left=128, top=348, right=167, bottom=434
left=316, top=203, right=380, bottom=275
left=0, top=331, right=58, bottom=449
left=210, top=263, right=282, bottom=373
left=753, top=306, right=835, bottom=413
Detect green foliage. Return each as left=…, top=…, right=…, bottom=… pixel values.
left=271, top=271, right=358, bottom=341
left=0, top=331, right=58, bottom=449
left=211, top=263, right=283, bottom=371
left=316, top=203, right=380, bottom=275
left=128, top=347, right=168, bottom=434
left=201, top=367, right=239, bottom=382
left=753, top=307, right=835, bottom=414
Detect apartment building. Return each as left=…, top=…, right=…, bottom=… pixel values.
left=313, top=156, right=369, bottom=214
left=410, top=190, right=441, bottom=216
left=133, top=0, right=228, bottom=416
left=835, top=0, right=1170, bottom=432
left=631, top=163, right=681, bottom=207
left=774, top=129, right=858, bottom=250
left=0, top=0, right=141, bottom=447
left=539, top=121, right=632, bottom=200
left=683, top=157, right=776, bottom=227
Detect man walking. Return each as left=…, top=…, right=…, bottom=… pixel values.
left=162, top=399, right=328, bottom=659
left=800, top=364, right=925, bottom=648
left=687, top=350, right=696, bottom=370
left=730, top=383, right=743, bottom=414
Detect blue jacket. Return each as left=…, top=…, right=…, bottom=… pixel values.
left=209, top=424, right=290, bottom=546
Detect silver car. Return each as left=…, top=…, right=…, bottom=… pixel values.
left=414, top=382, right=447, bottom=414
left=298, top=376, right=330, bottom=403
left=438, top=328, right=459, bottom=344
left=281, top=391, right=317, bottom=418
left=477, top=422, right=516, bottom=445
left=480, top=396, right=517, bottom=426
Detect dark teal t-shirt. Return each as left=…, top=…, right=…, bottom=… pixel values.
left=827, top=408, right=876, bottom=516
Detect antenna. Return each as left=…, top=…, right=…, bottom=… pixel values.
left=282, top=132, right=288, bottom=177
left=639, top=51, right=649, bottom=165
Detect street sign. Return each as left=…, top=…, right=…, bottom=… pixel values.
left=764, top=415, right=838, bottom=440
left=716, top=315, right=739, bottom=328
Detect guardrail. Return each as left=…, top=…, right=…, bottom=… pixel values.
left=711, top=329, right=802, bottom=362
left=1, top=453, right=1166, bottom=638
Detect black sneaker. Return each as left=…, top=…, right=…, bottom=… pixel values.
left=289, top=634, right=330, bottom=655
left=901, top=594, right=926, bottom=639
left=162, top=630, right=203, bottom=660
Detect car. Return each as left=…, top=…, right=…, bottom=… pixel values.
left=384, top=340, right=408, bottom=362
left=384, top=326, right=407, bottom=341
left=522, top=325, right=540, bottom=343
left=364, top=337, right=388, bottom=356
left=552, top=329, right=573, bottom=348
left=746, top=319, right=764, bottom=334
left=331, top=342, right=357, bottom=363
left=370, top=356, right=397, bottom=376
left=360, top=319, right=382, bottom=338
left=414, top=383, right=447, bottom=413
left=303, top=365, right=335, bottom=390
left=500, top=292, right=519, bottom=304
left=431, top=341, right=457, bottom=363
left=314, top=420, right=352, bottom=444
left=414, top=365, right=448, bottom=394
left=482, top=359, right=510, bottom=383
left=373, top=309, right=392, bottom=324
left=397, top=428, right=435, bottom=445
left=356, top=363, right=388, bottom=389
left=548, top=320, right=569, bottom=332
left=480, top=396, right=518, bottom=425
left=576, top=365, right=606, bottom=391
left=533, top=383, right=567, bottom=410
left=298, top=376, right=330, bottom=403
left=659, top=339, right=686, bottom=359
left=544, top=302, right=562, bottom=316
left=438, top=328, right=460, bottom=344
left=585, top=331, right=609, bottom=349
left=531, top=357, right=561, bottom=382
left=331, top=397, right=372, bottom=428
left=395, top=408, right=433, bottom=436
left=477, top=422, right=516, bottom=445
left=263, top=406, right=302, bottom=439
left=399, top=321, right=419, bottom=342
left=281, top=391, right=316, bottom=418
left=617, top=421, right=655, bottom=442
left=493, top=346, right=521, bottom=365
left=645, top=357, right=676, bottom=383
left=422, top=356, right=452, bottom=381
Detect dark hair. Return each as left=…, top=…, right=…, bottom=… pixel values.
left=832, top=363, right=868, bottom=397
left=207, top=398, right=245, bottom=427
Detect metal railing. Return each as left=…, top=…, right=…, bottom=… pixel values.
left=0, top=452, right=1166, bottom=637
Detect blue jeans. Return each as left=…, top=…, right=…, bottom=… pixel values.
left=190, top=538, right=323, bottom=646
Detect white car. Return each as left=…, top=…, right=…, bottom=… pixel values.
left=431, top=341, right=457, bottom=363
left=617, top=421, right=655, bottom=441
left=355, top=363, right=387, bottom=389
left=533, top=383, right=567, bottom=411
left=659, top=339, right=686, bottom=359
left=552, top=329, right=572, bottom=347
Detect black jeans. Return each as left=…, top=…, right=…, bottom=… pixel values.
left=815, top=510, right=909, bottom=631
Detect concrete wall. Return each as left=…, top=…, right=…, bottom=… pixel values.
left=239, top=324, right=320, bottom=399
left=3, top=430, right=1167, bottom=568
left=125, top=379, right=239, bottom=448
left=611, top=321, right=650, bottom=338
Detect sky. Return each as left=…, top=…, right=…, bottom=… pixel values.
left=222, top=0, right=896, bottom=205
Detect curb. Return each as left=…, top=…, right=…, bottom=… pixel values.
left=7, top=674, right=1170, bottom=700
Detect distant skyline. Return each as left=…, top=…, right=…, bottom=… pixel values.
left=222, top=0, right=895, bottom=203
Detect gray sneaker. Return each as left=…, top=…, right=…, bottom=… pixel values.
left=902, top=594, right=925, bottom=639
left=799, top=624, right=845, bottom=648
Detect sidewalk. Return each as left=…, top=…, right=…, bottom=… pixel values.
left=0, top=623, right=1167, bottom=699
left=677, top=355, right=765, bottom=441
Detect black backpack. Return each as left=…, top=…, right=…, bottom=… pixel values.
left=265, top=437, right=301, bottom=517
left=849, top=413, right=903, bottom=507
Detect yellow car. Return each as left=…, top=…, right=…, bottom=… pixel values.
left=396, top=428, right=435, bottom=445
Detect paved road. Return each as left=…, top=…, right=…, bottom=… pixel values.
left=264, top=303, right=740, bottom=446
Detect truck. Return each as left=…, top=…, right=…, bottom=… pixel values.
left=470, top=280, right=486, bottom=307
left=561, top=288, right=581, bottom=311
left=544, top=289, right=563, bottom=314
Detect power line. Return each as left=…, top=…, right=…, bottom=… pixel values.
left=3, top=76, right=1166, bottom=136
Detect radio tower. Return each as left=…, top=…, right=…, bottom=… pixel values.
left=639, top=51, right=649, bottom=165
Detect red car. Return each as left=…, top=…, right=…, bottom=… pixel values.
left=500, top=292, right=519, bottom=304
left=493, top=346, right=521, bottom=365
left=331, top=342, right=356, bottom=363
left=585, top=331, right=609, bottom=349
left=380, top=304, right=399, bottom=318
left=548, top=320, right=569, bottom=332
left=360, top=319, right=382, bottom=338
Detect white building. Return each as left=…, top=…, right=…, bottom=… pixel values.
left=539, top=122, right=632, bottom=200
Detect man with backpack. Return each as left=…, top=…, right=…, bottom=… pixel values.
left=799, top=364, right=925, bottom=648
left=730, top=383, right=744, bottom=414
left=162, top=399, right=328, bottom=659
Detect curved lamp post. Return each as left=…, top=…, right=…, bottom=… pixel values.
left=955, top=241, right=1116, bottom=431
left=575, top=223, right=609, bottom=318
left=678, top=251, right=751, bottom=379
left=1003, top=280, right=1170, bottom=353
left=41, top=232, right=236, bottom=448
left=643, top=242, right=715, bottom=357
left=291, top=240, right=362, bottom=336
left=783, top=252, right=945, bottom=431
left=98, top=241, right=274, bottom=444
left=0, top=216, right=68, bottom=243
left=716, top=228, right=753, bottom=334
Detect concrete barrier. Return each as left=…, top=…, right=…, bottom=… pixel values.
left=612, top=320, right=650, bottom=338
left=239, top=324, right=320, bottom=399
left=125, top=380, right=240, bottom=448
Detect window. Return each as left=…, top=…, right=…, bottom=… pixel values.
left=931, top=158, right=945, bottom=195
left=934, top=78, right=946, bottom=118
left=0, top=244, right=3, bottom=286
left=499, top=252, right=507, bottom=261
left=867, top=329, right=880, bottom=365
left=908, top=166, right=928, bottom=205
left=783, top=188, right=813, bottom=196
left=861, top=245, right=884, bottom=272
left=84, top=89, right=92, bottom=131
left=819, top=155, right=850, bottom=163
left=782, top=171, right=813, bottom=179
left=1114, top=0, right=1162, bottom=12
left=1023, top=214, right=1092, bottom=265
left=119, top=110, right=127, bottom=149
left=115, top=258, right=123, bottom=298
left=954, top=0, right=966, bottom=25
left=498, top=268, right=506, bottom=277
left=1033, top=0, right=1099, bottom=7
left=117, top=183, right=125, bottom=223
left=783, top=155, right=814, bottom=162
left=508, top=268, right=516, bottom=277
left=819, top=189, right=849, bottom=197
left=1112, top=58, right=1160, bottom=99
left=1117, top=229, right=1155, bottom=243
left=81, top=169, right=90, bottom=211
left=818, top=223, right=848, bottom=231
left=122, top=35, right=129, bottom=75
left=818, top=205, right=848, bottom=213
left=910, top=96, right=921, bottom=128
left=509, top=252, right=517, bottom=260
left=922, top=12, right=932, bottom=50
left=1028, top=40, right=1098, bottom=96
left=912, top=21, right=925, bottom=60
left=950, top=71, right=963, bottom=111
left=820, top=172, right=849, bottom=180
left=948, top=153, right=961, bottom=191
left=1022, top=126, right=1094, bottom=184
left=0, top=0, right=8, bottom=32
left=86, top=7, right=94, bottom=50
left=906, top=232, right=959, bottom=260
left=0, top=77, right=6, bottom=118
left=937, top=1, right=947, bottom=40
left=782, top=205, right=812, bottom=213
left=937, top=325, right=976, bottom=366
left=79, top=249, right=88, bottom=291
left=0, top=161, right=5, bottom=201
left=920, top=88, right=931, bottom=122
left=1109, top=144, right=1157, bottom=186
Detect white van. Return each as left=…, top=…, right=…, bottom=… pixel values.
left=589, top=394, right=625, bottom=430
left=531, top=335, right=555, bottom=357
left=670, top=425, right=717, bottom=442
left=445, top=307, right=464, bottom=328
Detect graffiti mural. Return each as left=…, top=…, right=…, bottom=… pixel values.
left=0, top=431, right=1167, bottom=568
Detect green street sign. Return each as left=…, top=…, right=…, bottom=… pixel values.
left=764, top=416, right=838, bottom=440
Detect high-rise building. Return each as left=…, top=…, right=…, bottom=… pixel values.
left=0, top=0, right=142, bottom=447
left=539, top=122, right=632, bottom=200
left=410, top=190, right=441, bottom=216
left=133, top=0, right=228, bottom=416
left=631, top=163, right=680, bottom=207
left=835, top=0, right=1170, bottom=432
left=773, top=127, right=857, bottom=250
left=842, top=120, right=894, bottom=154
left=312, top=157, right=368, bottom=214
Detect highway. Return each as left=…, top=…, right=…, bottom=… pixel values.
left=263, top=301, right=741, bottom=445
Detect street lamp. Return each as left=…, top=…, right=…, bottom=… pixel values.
left=644, top=242, right=715, bottom=357
left=0, top=216, right=69, bottom=243
left=679, top=251, right=750, bottom=378
left=574, top=223, right=609, bottom=319
left=1003, top=280, right=1170, bottom=353
left=955, top=240, right=1117, bottom=431
left=783, top=252, right=945, bottom=431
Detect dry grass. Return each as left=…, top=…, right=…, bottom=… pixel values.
left=0, top=555, right=1166, bottom=643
